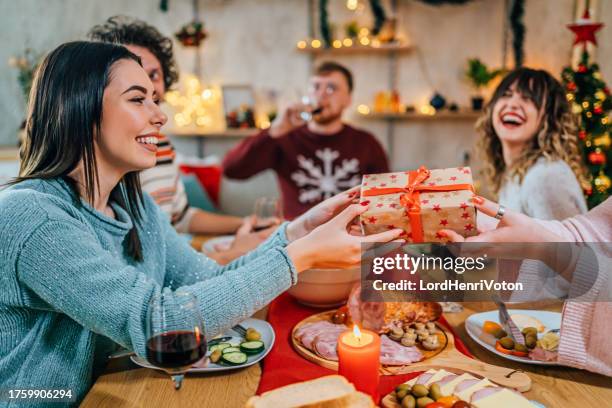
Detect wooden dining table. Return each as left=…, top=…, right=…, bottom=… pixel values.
left=81, top=236, right=612, bottom=407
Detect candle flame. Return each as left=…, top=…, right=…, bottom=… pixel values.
left=353, top=324, right=361, bottom=339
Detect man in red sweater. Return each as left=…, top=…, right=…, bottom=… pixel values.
left=222, top=62, right=389, bottom=219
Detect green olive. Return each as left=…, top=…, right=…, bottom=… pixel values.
left=522, top=327, right=538, bottom=337
left=525, top=335, right=537, bottom=349
left=401, top=394, right=416, bottom=408
left=514, top=343, right=528, bottom=353
left=411, top=384, right=429, bottom=398
left=429, top=383, right=443, bottom=401
left=499, top=336, right=515, bottom=350
left=395, top=384, right=411, bottom=394
left=491, top=327, right=507, bottom=339
left=396, top=388, right=409, bottom=400
left=416, top=396, right=434, bottom=408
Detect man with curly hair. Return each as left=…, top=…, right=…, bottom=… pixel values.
left=89, top=16, right=271, bottom=262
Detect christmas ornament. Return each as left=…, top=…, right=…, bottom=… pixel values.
left=579, top=130, right=587, bottom=140
left=175, top=21, right=207, bottom=47
left=594, top=173, right=611, bottom=193
left=429, top=92, right=447, bottom=110
left=594, top=133, right=611, bottom=148
left=588, top=149, right=606, bottom=165
left=593, top=105, right=603, bottom=114
left=595, top=90, right=606, bottom=100
left=578, top=64, right=588, bottom=73
left=567, top=82, right=577, bottom=91
left=567, top=9, right=603, bottom=47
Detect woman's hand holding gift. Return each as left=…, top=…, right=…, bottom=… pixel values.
left=286, top=201, right=404, bottom=272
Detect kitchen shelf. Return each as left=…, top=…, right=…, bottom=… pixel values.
left=296, top=43, right=413, bottom=55
left=359, top=109, right=482, bottom=121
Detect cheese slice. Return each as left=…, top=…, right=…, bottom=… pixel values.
left=455, top=379, right=497, bottom=401
left=404, top=369, right=436, bottom=387
left=423, top=369, right=452, bottom=386
left=471, top=388, right=534, bottom=408
left=439, top=373, right=477, bottom=396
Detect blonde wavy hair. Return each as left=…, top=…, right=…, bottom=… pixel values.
left=476, top=67, right=590, bottom=196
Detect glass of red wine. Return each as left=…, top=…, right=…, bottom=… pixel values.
left=145, top=291, right=206, bottom=390
left=253, top=197, right=283, bottom=232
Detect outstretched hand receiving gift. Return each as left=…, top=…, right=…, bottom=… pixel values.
left=439, top=196, right=564, bottom=243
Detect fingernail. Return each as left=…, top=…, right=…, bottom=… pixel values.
left=437, top=230, right=447, bottom=237
left=471, top=196, right=484, bottom=205
left=360, top=200, right=370, bottom=206
left=348, top=192, right=356, bottom=198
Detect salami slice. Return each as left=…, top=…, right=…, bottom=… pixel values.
left=312, top=332, right=341, bottom=361
left=379, top=335, right=423, bottom=365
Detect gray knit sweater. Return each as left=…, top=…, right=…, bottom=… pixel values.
left=498, top=158, right=587, bottom=220
left=0, top=178, right=297, bottom=406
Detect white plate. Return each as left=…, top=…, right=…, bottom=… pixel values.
left=465, top=309, right=561, bottom=366
left=201, top=235, right=235, bottom=253
left=131, top=318, right=275, bottom=373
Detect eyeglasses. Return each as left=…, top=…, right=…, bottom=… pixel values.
left=309, top=83, right=339, bottom=96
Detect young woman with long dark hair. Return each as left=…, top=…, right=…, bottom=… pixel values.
left=477, top=68, right=590, bottom=220
left=0, top=41, right=401, bottom=404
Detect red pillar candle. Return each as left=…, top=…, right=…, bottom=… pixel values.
left=337, top=325, right=381, bottom=403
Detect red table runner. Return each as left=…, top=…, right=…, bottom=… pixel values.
left=257, top=292, right=473, bottom=398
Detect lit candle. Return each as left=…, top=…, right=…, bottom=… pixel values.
left=337, top=325, right=381, bottom=403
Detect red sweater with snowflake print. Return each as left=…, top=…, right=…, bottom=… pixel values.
left=222, top=124, right=389, bottom=219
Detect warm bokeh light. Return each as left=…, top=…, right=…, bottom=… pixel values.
left=166, top=74, right=224, bottom=130
left=333, top=40, right=342, bottom=48
left=342, top=38, right=353, bottom=47
left=357, top=104, right=370, bottom=115
left=346, top=0, right=358, bottom=11
left=297, top=40, right=307, bottom=49
left=311, top=39, right=322, bottom=48
left=420, top=105, right=436, bottom=116
left=359, top=37, right=370, bottom=46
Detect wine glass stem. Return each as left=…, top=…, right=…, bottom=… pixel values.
left=172, top=374, right=184, bottom=390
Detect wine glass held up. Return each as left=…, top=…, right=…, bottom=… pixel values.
left=298, top=94, right=323, bottom=122
left=145, top=291, right=206, bottom=390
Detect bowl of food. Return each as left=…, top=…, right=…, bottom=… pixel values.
left=287, top=267, right=360, bottom=308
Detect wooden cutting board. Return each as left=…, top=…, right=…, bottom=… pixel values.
left=291, top=310, right=531, bottom=391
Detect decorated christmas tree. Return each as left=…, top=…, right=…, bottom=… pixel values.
left=561, top=8, right=611, bottom=208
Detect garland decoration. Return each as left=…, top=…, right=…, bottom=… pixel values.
left=509, top=0, right=525, bottom=67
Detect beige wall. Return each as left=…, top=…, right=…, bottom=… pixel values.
left=1, top=0, right=611, bottom=176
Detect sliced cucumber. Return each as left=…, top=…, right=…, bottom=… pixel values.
left=209, top=342, right=232, bottom=353
left=222, top=346, right=241, bottom=354
left=220, top=351, right=248, bottom=366
left=240, top=340, right=265, bottom=355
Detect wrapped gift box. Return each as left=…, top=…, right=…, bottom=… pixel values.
left=359, top=166, right=477, bottom=242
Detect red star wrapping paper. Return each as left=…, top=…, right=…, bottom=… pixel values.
left=359, top=167, right=477, bottom=243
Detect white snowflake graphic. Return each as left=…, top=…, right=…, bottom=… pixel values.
left=291, top=148, right=361, bottom=203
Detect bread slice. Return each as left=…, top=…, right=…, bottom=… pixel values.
left=245, top=375, right=375, bottom=408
